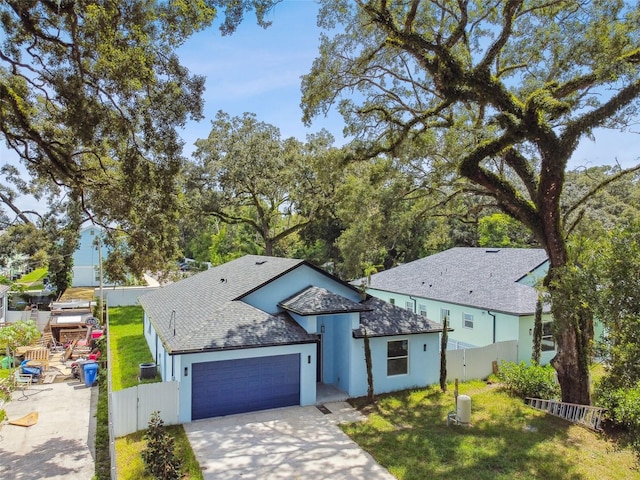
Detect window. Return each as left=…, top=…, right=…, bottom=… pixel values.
left=463, top=313, right=474, bottom=329
left=389, top=298, right=395, bottom=305
left=542, top=322, right=555, bottom=351
left=440, top=308, right=450, bottom=323
left=419, top=304, right=427, bottom=317
left=387, top=339, right=408, bottom=376
left=405, top=301, right=413, bottom=312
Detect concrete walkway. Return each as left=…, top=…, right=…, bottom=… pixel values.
left=184, top=401, right=395, bottom=480
left=0, top=378, right=97, bottom=479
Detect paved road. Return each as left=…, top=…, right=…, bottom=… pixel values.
left=184, top=401, right=395, bottom=480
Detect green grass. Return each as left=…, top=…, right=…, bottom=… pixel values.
left=108, top=306, right=202, bottom=479
left=344, top=381, right=639, bottom=480
left=115, top=425, right=203, bottom=480
left=16, top=268, right=47, bottom=284
left=108, top=306, right=158, bottom=391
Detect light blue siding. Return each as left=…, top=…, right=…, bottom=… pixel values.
left=366, top=287, right=556, bottom=364
left=72, top=226, right=111, bottom=287
left=348, top=333, right=440, bottom=398
left=242, top=265, right=361, bottom=314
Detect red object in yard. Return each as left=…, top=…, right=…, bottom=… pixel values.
left=91, top=330, right=103, bottom=339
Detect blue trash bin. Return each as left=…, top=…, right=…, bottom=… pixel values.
left=84, top=362, right=99, bottom=387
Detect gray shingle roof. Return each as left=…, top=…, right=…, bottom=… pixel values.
left=359, top=247, right=549, bottom=315
left=355, top=296, right=444, bottom=338
left=138, top=255, right=317, bottom=353
left=279, top=286, right=371, bottom=315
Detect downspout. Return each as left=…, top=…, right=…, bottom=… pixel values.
left=409, top=295, right=418, bottom=313
left=488, top=311, right=496, bottom=343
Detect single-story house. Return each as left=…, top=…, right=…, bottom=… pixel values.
left=139, top=255, right=444, bottom=422
left=358, top=247, right=555, bottom=364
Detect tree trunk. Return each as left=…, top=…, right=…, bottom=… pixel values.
left=364, top=329, right=375, bottom=403
left=439, top=315, right=448, bottom=392
left=548, top=268, right=594, bottom=405
left=531, top=295, right=543, bottom=365
left=550, top=323, right=592, bottom=405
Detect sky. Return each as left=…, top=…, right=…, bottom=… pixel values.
left=3, top=0, right=640, bottom=214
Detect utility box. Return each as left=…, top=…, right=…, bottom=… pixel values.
left=457, top=395, right=471, bottom=424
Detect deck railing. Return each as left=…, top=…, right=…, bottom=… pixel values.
left=525, top=397, right=606, bottom=431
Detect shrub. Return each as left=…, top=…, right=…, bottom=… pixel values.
left=497, top=361, right=560, bottom=399
left=595, top=379, right=640, bottom=459
left=141, top=411, right=182, bottom=480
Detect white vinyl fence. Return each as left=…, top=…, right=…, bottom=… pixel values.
left=445, top=340, right=518, bottom=382
left=110, top=381, right=180, bottom=437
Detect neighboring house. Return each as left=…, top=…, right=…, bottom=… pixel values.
left=139, top=255, right=444, bottom=422
left=72, top=225, right=111, bottom=287
left=359, top=247, right=555, bottom=364
left=0, top=284, right=9, bottom=325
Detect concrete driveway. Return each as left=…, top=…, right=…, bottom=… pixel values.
left=183, top=401, right=395, bottom=480
left=0, top=378, right=96, bottom=480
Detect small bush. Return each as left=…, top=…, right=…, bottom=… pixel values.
left=141, top=411, right=182, bottom=480
left=595, top=380, right=640, bottom=459
left=497, top=361, right=560, bottom=399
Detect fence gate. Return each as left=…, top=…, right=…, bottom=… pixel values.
left=110, top=381, right=179, bottom=437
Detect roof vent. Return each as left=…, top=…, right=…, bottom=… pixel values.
left=255, top=260, right=267, bottom=265
left=485, top=249, right=500, bottom=253
left=220, top=278, right=227, bottom=283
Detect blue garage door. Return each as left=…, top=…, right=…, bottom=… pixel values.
left=191, top=354, right=300, bottom=420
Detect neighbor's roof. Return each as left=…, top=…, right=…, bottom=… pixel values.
left=360, top=247, right=549, bottom=316
left=138, top=255, right=317, bottom=354
left=0, top=284, right=10, bottom=295
left=279, top=286, right=371, bottom=316
left=355, top=296, right=444, bottom=338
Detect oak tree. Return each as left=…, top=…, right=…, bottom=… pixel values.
left=301, top=0, right=640, bottom=404
left=0, top=0, right=276, bottom=277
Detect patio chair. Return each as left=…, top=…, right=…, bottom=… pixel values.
left=14, top=370, right=34, bottom=388
left=24, top=347, right=50, bottom=371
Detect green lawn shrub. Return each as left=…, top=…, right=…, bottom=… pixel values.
left=497, top=361, right=560, bottom=399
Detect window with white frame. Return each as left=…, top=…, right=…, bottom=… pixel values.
left=441, top=308, right=450, bottom=323
left=419, top=304, right=427, bottom=317
left=387, top=339, right=409, bottom=376
left=463, top=313, right=474, bottom=329
left=405, top=301, right=413, bottom=311
left=542, top=322, right=555, bottom=351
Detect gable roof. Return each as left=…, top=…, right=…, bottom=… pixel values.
left=279, top=286, right=371, bottom=316
left=360, top=247, right=549, bottom=316
left=138, top=255, right=317, bottom=354
left=355, top=296, right=444, bottom=338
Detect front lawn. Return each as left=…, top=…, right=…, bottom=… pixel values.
left=344, top=381, right=638, bottom=480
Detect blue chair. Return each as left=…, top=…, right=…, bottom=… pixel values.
left=20, top=359, right=42, bottom=379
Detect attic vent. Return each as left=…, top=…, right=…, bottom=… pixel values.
left=485, top=249, right=500, bottom=253
left=255, top=260, right=267, bottom=265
